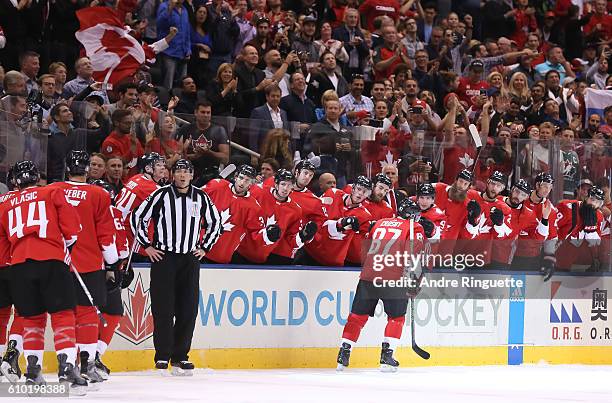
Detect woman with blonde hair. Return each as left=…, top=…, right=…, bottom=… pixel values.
left=206, top=62, right=237, bottom=116
left=508, top=72, right=531, bottom=106
left=146, top=114, right=182, bottom=167
left=487, top=71, right=506, bottom=93
left=259, top=128, right=293, bottom=169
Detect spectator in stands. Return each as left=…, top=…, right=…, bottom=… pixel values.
left=48, top=62, right=67, bottom=98
left=508, top=72, right=531, bottom=107
left=156, top=0, right=191, bottom=89
left=88, top=153, right=107, bottom=182
left=102, top=109, right=144, bottom=177
left=307, top=52, right=348, bottom=107
left=544, top=70, right=579, bottom=124
left=291, top=15, right=318, bottom=64
left=535, top=47, right=576, bottom=82
left=559, top=127, right=580, bottom=198
left=373, top=25, right=410, bottom=82
left=280, top=72, right=317, bottom=125
left=63, top=57, right=104, bottom=101
left=19, top=51, right=39, bottom=96
left=206, top=63, right=236, bottom=116
left=36, top=74, right=59, bottom=119
left=176, top=100, right=230, bottom=185
left=249, top=84, right=289, bottom=153
left=457, top=60, right=488, bottom=108
left=332, top=8, right=368, bottom=79
left=146, top=114, right=181, bottom=167
left=584, top=0, right=612, bottom=43
left=189, top=5, right=212, bottom=88
left=259, top=158, right=279, bottom=181
left=234, top=44, right=271, bottom=118
left=105, top=155, right=124, bottom=194
left=586, top=49, right=610, bottom=89
left=359, top=0, right=399, bottom=32
left=2, top=70, right=26, bottom=97
left=47, top=103, right=81, bottom=183
left=207, top=0, right=240, bottom=75
left=416, top=3, right=437, bottom=44
left=509, top=54, right=540, bottom=88
left=263, top=49, right=294, bottom=97
left=583, top=113, right=602, bottom=139
left=259, top=128, right=292, bottom=169
left=247, top=17, right=274, bottom=69
left=174, top=76, right=199, bottom=114
left=108, top=82, right=139, bottom=115
left=314, top=21, right=348, bottom=74
left=233, top=0, right=255, bottom=58
left=340, top=74, right=374, bottom=125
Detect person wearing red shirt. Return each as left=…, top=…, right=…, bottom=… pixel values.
left=441, top=100, right=479, bottom=184
left=0, top=161, right=88, bottom=392
left=413, top=183, right=446, bottom=255
left=457, top=60, right=489, bottom=108
left=359, top=0, right=400, bottom=32
left=511, top=0, right=538, bottom=48
left=584, top=0, right=612, bottom=42
left=101, top=109, right=144, bottom=179
left=434, top=169, right=473, bottom=257
left=48, top=151, right=119, bottom=386
left=373, top=25, right=411, bottom=81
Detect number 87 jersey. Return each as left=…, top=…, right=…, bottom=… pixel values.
left=0, top=186, right=81, bottom=266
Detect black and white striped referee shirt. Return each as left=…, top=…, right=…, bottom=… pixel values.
left=131, top=184, right=222, bottom=254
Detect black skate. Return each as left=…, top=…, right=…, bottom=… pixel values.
left=155, top=360, right=169, bottom=376
left=80, top=351, right=105, bottom=389
left=0, top=340, right=22, bottom=383
left=57, top=353, right=88, bottom=396
left=94, top=352, right=110, bottom=380
left=171, top=361, right=194, bottom=377
left=336, top=342, right=352, bottom=371
left=24, top=356, right=46, bottom=386
left=379, top=342, right=399, bottom=373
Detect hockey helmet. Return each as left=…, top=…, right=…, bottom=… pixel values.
left=172, top=158, right=194, bottom=173
left=489, top=170, right=507, bottom=185
left=513, top=179, right=531, bottom=194
left=535, top=172, right=554, bottom=184
left=91, top=179, right=117, bottom=201
left=397, top=198, right=421, bottom=220
left=456, top=169, right=473, bottom=183
left=294, top=159, right=316, bottom=174
left=13, top=160, right=39, bottom=188
left=354, top=175, right=373, bottom=190
left=417, top=183, right=435, bottom=197
left=66, top=150, right=90, bottom=176
left=235, top=164, right=257, bottom=179
left=139, top=152, right=165, bottom=174
left=372, top=173, right=392, bottom=188
left=274, top=168, right=295, bottom=184
left=589, top=186, right=605, bottom=201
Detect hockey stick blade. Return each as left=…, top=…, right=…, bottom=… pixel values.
left=410, top=297, right=430, bottom=360
left=219, top=163, right=236, bottom=179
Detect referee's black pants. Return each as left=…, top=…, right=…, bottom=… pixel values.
left=150, top=251, right=200, bottom=364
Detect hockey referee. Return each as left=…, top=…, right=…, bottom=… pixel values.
left=132, top=159, right=222, bottom=375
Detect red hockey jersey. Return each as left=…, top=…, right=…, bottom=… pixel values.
left=433, top=182, right=469, bottom=255
left=346, top=197, right=394, bottom=264
left=203, top=179, right=268, bottom=264
left=515, top=198, right=559, bottom=258
left=238, top=186, right=304, bottom=262
left=556, top=199, right=605, bottom=269
left=111, top=205, right=129, bottom=259
left=0, top=191, right=18, bottom=267
left=0, top=186, right=81, bottom=265
left=48, top=181, right=118, bottom=273
left=117, top=174, right=159, bottom=254
left=305, top=188, right=373, bottom=266
left=361, top=217, right=427, bottom=282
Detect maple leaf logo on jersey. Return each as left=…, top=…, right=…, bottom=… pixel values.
left=265, top=215, right=277, bottom=227
left=459, top=153, right=474, bottom=168
left=220, top=209, right=235, bottom=232
left=467, top=213, right=490, bottom=238
left=116, top=273, right=154, bottom=345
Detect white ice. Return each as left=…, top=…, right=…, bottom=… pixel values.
left=5, top=365, right=612, bottom=402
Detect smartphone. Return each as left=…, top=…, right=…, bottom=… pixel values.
left=480, top=88, right=487, bottom=96
left=411, top=106, right=423, bottom=114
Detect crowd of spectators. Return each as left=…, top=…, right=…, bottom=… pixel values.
left=0, top=0, right=611, bottom=201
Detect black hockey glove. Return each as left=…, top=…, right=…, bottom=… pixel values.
left=121, top=262, right=135, bottom=289
left=299, top=221, right=317, bottom=243
left=490, top=207, right=504, bottom=226
left=368, top=220, right=377, bottom=232
left=467, top=200, right=481, bottom=226
left=266, top=224, right=282, bottom=243
left=579, top=203, right=598, bottom=228
left=406, top=272, right=423, bottom=298
left=419, top=217, right=435, bottom=238
left=338, top=216, right=359, bottom=232
left=540, top=255, right=556, bottom=282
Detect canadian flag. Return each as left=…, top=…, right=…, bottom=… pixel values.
left=75, top=7, right=156, bottom=86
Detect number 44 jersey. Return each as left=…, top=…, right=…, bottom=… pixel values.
left=0, top=186, right=82, bottom=266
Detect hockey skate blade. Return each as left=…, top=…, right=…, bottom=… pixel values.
left=0, top=362, right=20, bottom=383
left=87, top=381, right=101, bottom=391
left=379, top=364, right=398, bottom=373
left=159, top=368, right=172, bottom=377
left=171, top=367, right=194, bottom=377
left=69, top=384, right=88, bottom=396
left=336, top=364, right=347, bottom=372
left=94, top=367, right=109, bottom=381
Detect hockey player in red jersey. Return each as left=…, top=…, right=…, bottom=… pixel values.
left=0, top=161, right=88, bottom=392
left=302, top=176, right=374, bottom=266
left=489, top=179, right=549, bottom=269
left=512, top=172, right=558, bottom=278
left=0, top=167, right=24, bottom=384
left=337, top=198, right=427, bottom=372
left=289, top=160, right=328, bottom=226
left=414, top=183, right=446, bottom=254
left=458, top=171, right=513, bottom=266
left=556, top=187, right=606, bottom=271
left=48, top=151, right=119, bottom=387
left=345, top=173, right=394, bottom=265
left=203, top=165, right=281, bottom=264
left=117, top=153, right=166, bottom=260
left=237, top=169, right=317, bottom=264
left=433, top=169, right=473, bottom=256
left=90, top=179, right=133, bottom=380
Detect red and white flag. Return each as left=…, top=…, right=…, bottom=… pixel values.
left=75, top=7, right=155, bottom=86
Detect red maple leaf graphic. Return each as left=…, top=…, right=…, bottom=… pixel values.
left=116, top=273, right=154, bottom=345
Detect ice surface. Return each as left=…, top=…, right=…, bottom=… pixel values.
left=5, top=365, right=612, bottom=402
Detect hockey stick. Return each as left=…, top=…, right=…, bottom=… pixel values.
left=468, top=124, right=483, bottom=179
left=70, top=264, right=108, bottom=327
left=409, top=219, right=430, bottom=360
left=218, top=163, right=236, bottom=179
